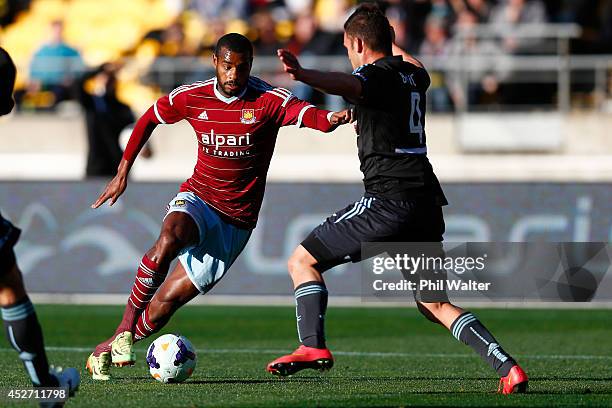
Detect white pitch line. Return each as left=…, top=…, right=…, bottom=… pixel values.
left=0, top=347, right=610, bottom=361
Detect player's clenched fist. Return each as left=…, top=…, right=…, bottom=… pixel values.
left=329, top=109, right=353, bottom=126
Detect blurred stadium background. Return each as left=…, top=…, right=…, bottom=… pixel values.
left=1, top=0, right=612, bottom=305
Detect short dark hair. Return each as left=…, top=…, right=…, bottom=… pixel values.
left=344, top=3, right=392, bottom=55
left=215, top=33, right=253, bottom=58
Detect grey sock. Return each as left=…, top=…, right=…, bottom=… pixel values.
left=294, top=281, right=328, bottom=349
left=450, top=311, right=517, bottom=377
left=2, top=297, right=57, bottom=387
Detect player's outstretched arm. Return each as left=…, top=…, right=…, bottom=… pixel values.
left=300, top=107, right=352, bottom=133
left=91, top=106, right=158, bottom=208
left=91, top=159, right=130, bottom=208
left=277, top=49, right=362, bottom=103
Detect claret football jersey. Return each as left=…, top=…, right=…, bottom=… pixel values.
left=153, top=76, right=327, bottom=229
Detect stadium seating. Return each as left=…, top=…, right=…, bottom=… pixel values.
left=2, top=0, right=176, bottom=88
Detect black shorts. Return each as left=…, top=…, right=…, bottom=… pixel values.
left=302, top=195, right=445, bottom=268
left=0, top=212, right=20, bottom=272
left=302, top=196, right=448, bottom=302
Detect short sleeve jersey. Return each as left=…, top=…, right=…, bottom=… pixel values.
left=352, top=56, right=447, bottom=205
left=153, top=76, right=320, bottom=229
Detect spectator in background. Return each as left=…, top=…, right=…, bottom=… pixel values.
left=315, top=0, right=351, bottom=36
left=465, top=0, right=491, bottom=22
left=389, top=0, right=432, bottom=53
left=387, top=0, right=464, bottom=54
left=569, top=0, right=612, bottom=54
left=490, top=0, right=547, bottom=53
left=419, top=16, right=449, bottom=57
left=158, top=21, right=193, bottom=57
left=286, top=12, right=339, bottom=104
left=447, top=10, right=509, bottom=109
left=430, top=0, right=456, bottom=21
left=286, top=13, right=319, bottom=56
left=386, top=6, right=410, bottom=52
left=0, top=0, right=30, bottom=27
left=198, top=18, right=228, bottom=55
left=188, top=0, right=248, bottom=20
left=490, top=0, right=547, bottom=26
left=144, top=21, right=195, bottom=91
left=27, top=20, right=83, bottom=108
left=285, top=0, right=314, bottom=17
left=419, top=16, right=452, bottom=111
left=78, top=63, right=144, bottom=178
left=251, top=9, right=283, bottom=56
left=489, top=0, right=556, bottom=104
left=286, top=11, right=346, bottom=57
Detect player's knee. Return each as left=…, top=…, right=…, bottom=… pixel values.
left=418, top=301, right=446, bottom=314
left=287, top=256, right=299, bottom=276
left=151, top=233, right=183, bottom=262
left=0, top=262, right=26, bottom=307
left=416, top=301, right=446, bottom=324
left=287, top=252, right=313, bottom=277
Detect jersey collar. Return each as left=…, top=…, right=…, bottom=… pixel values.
left=374, top=55, right=403, bottom=65
left=213, top=77, right=247, bottom=104
left=353, top=55, right=402, bottom=74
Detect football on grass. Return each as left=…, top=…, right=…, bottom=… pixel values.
left=146, top=334, right=197, bottom=383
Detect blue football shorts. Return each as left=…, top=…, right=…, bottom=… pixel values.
left=164, top=192, right=251, bottom=294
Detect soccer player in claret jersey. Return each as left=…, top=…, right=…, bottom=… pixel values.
left=85, top=33, right=351, bottom=380
left=266, top=5, right=528, bottom=395
left=0, top=47, right=80, bottom=402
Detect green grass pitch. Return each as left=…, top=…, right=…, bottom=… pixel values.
left=0, top=305, right=610, bottom=407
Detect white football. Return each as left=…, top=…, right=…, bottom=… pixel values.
left=146, top=334, right=197, bottom=383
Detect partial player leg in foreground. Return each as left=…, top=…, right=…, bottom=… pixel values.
left=267, top=199, right=527, bottom=394
left=2, top=47, right=79, bottom=402
left=87, top=192, right=250, bottom=380
left=0, top=225, right=80, bottom=400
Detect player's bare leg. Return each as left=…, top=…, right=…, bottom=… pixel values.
left=89, top=212, right=198, bottom=377
left=414, top=301, right=462, bottom=328
left=0, top=262, right=26, bottom=305
left=286, top=245, right=324, bottom=288
left=267, top=245, right=334, bottom=377
left=416, top=300, right=528, bottom=394
left=133, top=260, right=200, bottom=343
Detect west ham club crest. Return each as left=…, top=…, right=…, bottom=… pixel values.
left=241, top=109, right=256, bottom=124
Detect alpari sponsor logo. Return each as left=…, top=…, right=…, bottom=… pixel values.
left=199, top=129, right=252, bottom=157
